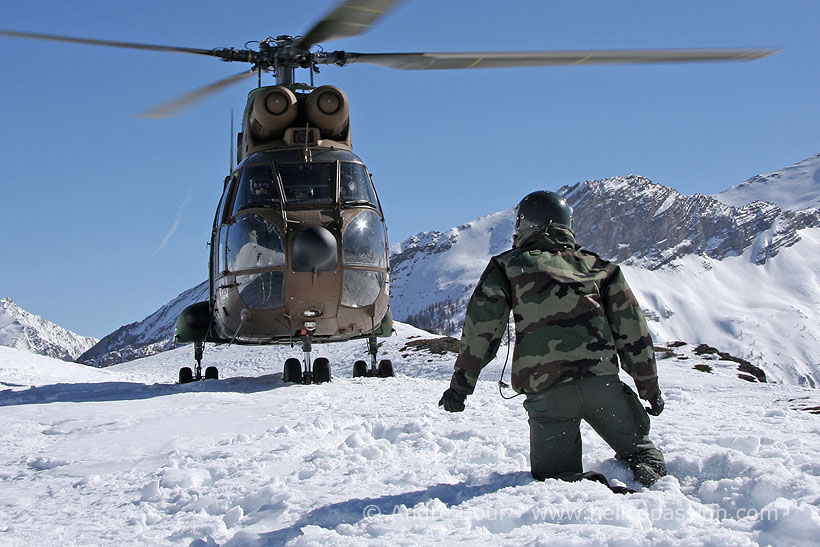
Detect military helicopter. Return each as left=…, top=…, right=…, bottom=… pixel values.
left=1, top=0, right=776, bottom=385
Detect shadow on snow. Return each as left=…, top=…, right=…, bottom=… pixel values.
left=240, top=472, right=534, bottom=545
left=0, top=374, right=287, bottom=406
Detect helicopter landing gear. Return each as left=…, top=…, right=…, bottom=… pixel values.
left=282, top=328, right=331, bottom=384
left=283, top=358, right=302, bottom=383
left=378, top=359, right=394, bottom=378
left=314, top=357, right=331, bottom=383
left=179, top=367, right=194, bottom=384
left=352, top=335, right=394, bottom=378
left=179, top=341, right=219, bottom=384
left=353, top=360, right=368, bottom=378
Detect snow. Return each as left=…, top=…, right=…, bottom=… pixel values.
left=389, top=208, right=516, bottom=330
left=715, top=153, right=820, bottom=212
left=2, top=323, right=820, bottom=546
left=0, top=298, right=97, bottom=361
left=625, top=227, right=820, bottom=387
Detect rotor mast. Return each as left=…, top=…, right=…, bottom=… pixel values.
left=269, top=35, right=300, bottom=86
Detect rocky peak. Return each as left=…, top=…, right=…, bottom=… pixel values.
left=560, top=175, right=802, bottom=268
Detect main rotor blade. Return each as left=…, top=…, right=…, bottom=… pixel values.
left=293, top=0, right=406, bottom=51
left=0, top=28, right=223, bottom=57
left=340, top=48, right=779, bottom=70
left=139, top=70, right=256, bottom=118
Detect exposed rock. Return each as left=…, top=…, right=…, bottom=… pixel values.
left=400, top=337, right=460, bottom=355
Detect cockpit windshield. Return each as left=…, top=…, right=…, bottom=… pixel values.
left=340, top=162, right=378, bottom=208
left=232, top=163, right=280, bottom=216
left=277, top=162, right=335, bottom=205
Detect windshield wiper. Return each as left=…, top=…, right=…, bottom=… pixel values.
left=342, top=199, right=375, bottom=207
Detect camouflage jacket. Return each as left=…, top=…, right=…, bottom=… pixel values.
left=450, top=224, right=659, bottom=399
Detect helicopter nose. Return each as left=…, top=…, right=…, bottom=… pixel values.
left=291, top=226, right=338, bottom=272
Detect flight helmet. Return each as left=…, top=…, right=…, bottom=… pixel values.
left=514, top=190, right=573, bottom=237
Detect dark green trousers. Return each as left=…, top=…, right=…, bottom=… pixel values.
left=523, top=375, right=666, bottom=487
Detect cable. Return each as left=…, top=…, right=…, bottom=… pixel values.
left=497, top=320, right=523, bottom=400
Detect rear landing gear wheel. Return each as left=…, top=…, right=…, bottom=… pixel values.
left=353, top=360, right=368, bottom=378
left=204, top=366, right=219, bottom=380
left=314, top=357, right=331, bottom=383
left=378, top=359, right=394, bottom=378
left=284, top=358, right=302, bottom=384
left=179, top=367, right=194, bottom=384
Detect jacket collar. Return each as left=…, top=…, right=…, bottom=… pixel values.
left=513, top=223, right=578, bottom=250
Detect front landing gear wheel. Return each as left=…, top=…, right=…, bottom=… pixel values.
left=179, top=367, right=194, bottom=384
left=204, top=366, right=219, bottom=380
left=353, top=360, right=368, bottom=378
left=284, top=358, right=302, bottom=383
left=314, top=358, right=331, bottom=383
left=378, top=359, right=394, bottom=378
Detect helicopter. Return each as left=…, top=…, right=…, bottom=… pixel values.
left=1, top=0, right=777, bottom=385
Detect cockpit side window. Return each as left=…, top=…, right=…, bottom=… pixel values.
left=232, top=164, right=281, bottom=216
left=340, top=162, right=378, bottom=208
left=214, top=176, right=232, bottom=228
left=277, top=162, right=335, bottom=205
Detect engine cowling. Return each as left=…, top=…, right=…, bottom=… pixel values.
left=248, top=85, right=298, bottom=141
left=305, top=85, right=350, bottom=140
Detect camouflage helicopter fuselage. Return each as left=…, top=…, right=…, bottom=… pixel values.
left=178, top=85, right=392, bottom=350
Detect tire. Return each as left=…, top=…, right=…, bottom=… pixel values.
left=353, top=360, right=368, bottom=378
left=179, top=367, right=194, bottom=384
left=284, top=358, right=302, bottom=383
left=314, top=358, right=331, bottom=383
left=378, top=359, right=394, bottom=378
left=204, top=366, right=219, bottom=380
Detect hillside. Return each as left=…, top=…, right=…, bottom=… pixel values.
left=76, top=282, right=208, bottom=367
left=0, top=298, right=97, bottom=361
left=715, top=153, right=820, bottom=211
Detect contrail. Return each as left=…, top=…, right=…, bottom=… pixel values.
left=155, top=187, right=193, bottom=253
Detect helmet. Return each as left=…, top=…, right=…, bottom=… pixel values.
left=340, top=173, right=354, bottom=197
left=514, top=190, right=573, bottom=237
left=250, top=176, right=272, bottom=195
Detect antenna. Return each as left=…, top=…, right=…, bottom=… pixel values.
left=229, top=109, right=235, bottom=172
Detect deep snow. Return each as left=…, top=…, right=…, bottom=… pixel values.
left=2, top=323, right=820, bottom=546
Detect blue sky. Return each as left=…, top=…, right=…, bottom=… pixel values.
left=1, top=0, right=818, bottom=338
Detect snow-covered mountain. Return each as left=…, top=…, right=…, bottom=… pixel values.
left=715, top=153, right=820, bottom=211
left=390, top=155, right=820, bottom=387
left=0, top=298, right=97, bottom=361
left=77, top=282, right=208, bottom=367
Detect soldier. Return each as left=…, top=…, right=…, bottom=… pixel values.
left=439, top=190, right=666, bottom=491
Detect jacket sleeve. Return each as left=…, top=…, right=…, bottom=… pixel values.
left=602, top=264, right=659, bottom=400
left=450, top=258, right=511, bottom=395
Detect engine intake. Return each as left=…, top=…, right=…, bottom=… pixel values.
left=305, top=85, right=350, bottom=140
left=248, top=85, right=298, bottom=140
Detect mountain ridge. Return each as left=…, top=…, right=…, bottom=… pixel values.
left=715, top=152, right=820, bottom=211
left=0, top=297, right=97, bottom=361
